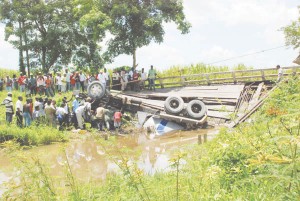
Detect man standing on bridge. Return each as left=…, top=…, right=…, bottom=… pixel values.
left=276, top=65, right=283, bottom=83
left=148, top=65, right=156, bottom=91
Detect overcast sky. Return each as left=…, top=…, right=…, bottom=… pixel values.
left=0, top=0, right=299, bottom=72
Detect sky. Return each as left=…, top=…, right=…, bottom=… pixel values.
left=0, top=0, right=299, bottom=72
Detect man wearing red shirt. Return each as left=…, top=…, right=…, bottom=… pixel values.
left=132, top=70, right=140, bottom=92
left=70, top=72, right=76, bottom=90
left=18, top=73, right=26, bottom=92
left=114, top=110, right=122, bottom=129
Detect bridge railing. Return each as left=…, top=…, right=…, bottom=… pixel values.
left=154, top=66, right=300, bottom=88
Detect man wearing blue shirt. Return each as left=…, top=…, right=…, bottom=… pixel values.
left=72, top=95, right=80, bottom=128
left=72, top=95, right=80, bottom=112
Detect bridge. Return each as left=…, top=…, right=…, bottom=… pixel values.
left=110, top=65, right=300, bottom=129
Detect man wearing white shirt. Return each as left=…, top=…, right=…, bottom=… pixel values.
left=97, top=70, right=106, bottom=89
left=16, top=96, right=23, bottom=127
left=56, top=103, right=67, bottom=130
left=65, top=69, right=71, bottom=91
left=56, top=73, right=62, bottom=92
left=276, top=65, right=283, bottom=83
left=104, top=68, right=110, bottom=90
left=120, top=69, right=128, bottom=91
left=61, top=74, right=66, bottom=92
left=140, top=68, right=147, bottom=90
left=79, top=71, right=86, bottom=92
left=128, top=68, right=134, bottom=90
left=75, top=98, right=92, bottom=129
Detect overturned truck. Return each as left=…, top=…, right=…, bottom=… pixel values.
left=84, top=81, right=208, bottom=132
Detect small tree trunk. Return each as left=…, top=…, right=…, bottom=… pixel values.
left=18, top=20, right=25, bottom=74
left=132, top=49, right=137, bottom=70
left=42, top=47, right=47, bottom=73
left=23, top=21, right=30, bottom=76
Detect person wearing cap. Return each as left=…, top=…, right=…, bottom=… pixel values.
left=2, top=92, right=14, bottom=123
left=15, top=96, right=23, bottom=127
left=72, top=95, right=80, bottom=113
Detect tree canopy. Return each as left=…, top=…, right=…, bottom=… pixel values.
left=0, top=0, right=191, bottom=73
left=100, top=0, right=191, bottom=68
left=283, top=6, right=300, bottom=49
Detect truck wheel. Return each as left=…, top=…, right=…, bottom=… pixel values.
left=186, top=100, right=207, bottom=119
left=164, top=96, right=184, bottom=114
left=87, top=81, right=105, bottom=99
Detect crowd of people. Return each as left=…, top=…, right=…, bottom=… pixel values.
left=0, top=65, right=158, bottom=131
left=1, top=92, right=123, bottom=131
left=0, top=65, right=157, bottom=96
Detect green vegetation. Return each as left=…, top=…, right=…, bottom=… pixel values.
left=0, top=68, right=17, bottom=78
left=0, top=89, right=69, bottom=146
left=2, top=77, right=300, bottom=200
left=283, top=6, right=300, bottom=49
left=0, top=0, right=190, bottom=73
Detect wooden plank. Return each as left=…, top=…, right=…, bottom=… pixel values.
left=206, top=105, right=236, bottom=112
left=248, top=83, right=264, bottom=109
left=207, top=111, right=232, bottom=120
left=228, top=86, right=277, bottom=128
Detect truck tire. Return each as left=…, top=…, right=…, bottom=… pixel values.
left=186, top=100, right=207, bottom=119
left=164, top=96, right=184, bottom=114
left=87, top=81, right=106, bottom=100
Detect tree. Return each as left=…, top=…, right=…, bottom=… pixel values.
left=73, top=0, right=111, bottom=72
left=0, top=0, right=88, bottom=73
left=27, top=0, right=81, bottom=73
left=283, top=6, right=300, bottom=49
left=0, top=0, right=28, bottom=74
left=100, top=0, right=191, bottom=69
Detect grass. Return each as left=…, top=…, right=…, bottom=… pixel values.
left=1, top=68, right=300, bottom=200
left=0, top=89, right=70, bottom=146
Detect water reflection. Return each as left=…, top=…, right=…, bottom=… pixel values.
left=0, top=128, right=219, bottom=191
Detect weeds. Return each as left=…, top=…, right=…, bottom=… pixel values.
left=1, top=77, right=300, bottom=200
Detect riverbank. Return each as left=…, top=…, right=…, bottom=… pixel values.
left=1, top=78, right=299, bottom=200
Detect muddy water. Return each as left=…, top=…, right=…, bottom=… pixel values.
left=0, top=128, right=218, bottom=196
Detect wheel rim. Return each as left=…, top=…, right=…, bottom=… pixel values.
left=170, top=100, right=179, bottom=109
left=90, top=83, right=103, bottom=96
left=191, top=104, right=202, bottom=113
